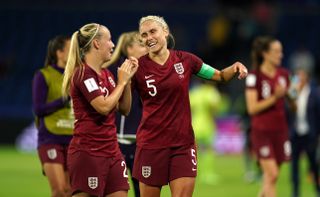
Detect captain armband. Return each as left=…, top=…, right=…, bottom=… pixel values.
left=196, top=63, right=216, bottom=80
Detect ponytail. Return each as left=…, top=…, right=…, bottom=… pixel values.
left=251, top=36, right=277, bottom=70
left=62, top=23, right=100, bottom=97
left=62, top=31, right=83, bottom=97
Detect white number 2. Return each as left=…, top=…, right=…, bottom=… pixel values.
left=121, top=161, right=128, bottom=178
left=146, top=79, right=157, bottom=97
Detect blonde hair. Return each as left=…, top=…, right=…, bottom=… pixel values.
left=139, top=15, right=175, bottom=49
left=139, top=15, right=169, bottom=31
left=103, top=31, right=140, bottom=68
left=62, top=23, right=101, bottom=97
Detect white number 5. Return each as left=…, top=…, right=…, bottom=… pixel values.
left=146, top=79, right=157, bottom=97
left=191, top=148, right=197, bottom=166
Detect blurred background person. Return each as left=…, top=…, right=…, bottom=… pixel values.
left=104, top=31, right=148, bottom=197
left=288, top=66, right=320, bottom=197
left=234, top=93, right=262, bottom=183
left=245, top=36, right=293, bottom=197
left=288, top=46, right=315, bottom=76
left=32, top=35, right=73, bottom=197
left=189, top=78, right=222, bottom=185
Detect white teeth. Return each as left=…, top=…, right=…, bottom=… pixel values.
left=147, top=42, right=156, bottom=48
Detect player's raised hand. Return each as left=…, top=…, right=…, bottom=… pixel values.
left=117, top=59, right=133, bottom=86
left=232, top=62, right=248, bottom=79
left=128, top=56, right=139, bottom=77
left=274, top=83, right=287, bottom=99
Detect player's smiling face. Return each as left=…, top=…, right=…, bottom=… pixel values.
left=139, top=20, right=169, bottom=53
left=263, top=40, right=283, bottom=67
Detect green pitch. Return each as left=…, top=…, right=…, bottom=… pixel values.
left=0, top=146, right=315, bottom=197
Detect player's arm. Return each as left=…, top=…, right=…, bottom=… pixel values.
left=212, top=62, right=248, bottom=82
left=245, top=84, right=286, bottom=115
left=117, top=57, right=139, bottom=116
left=196, top=62, right=247, bottom=82
left=90, top=59, right=134, bottom=115
left=90, top=83, right=127, bottom=115
left=117, top=82, right=132, bottom=116
left=245, top=89, right=276, bottom=115
left=32, top=71, right=67, bottom=117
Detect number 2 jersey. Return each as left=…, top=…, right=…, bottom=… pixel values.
left=69, top=64, right=121, bottom=158
left=133, top=50, right=203, bottom=149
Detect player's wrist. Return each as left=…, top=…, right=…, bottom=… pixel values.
left=117, top=78, right=129, bottom=86
left=127, top=79, right=131, bottom=86
left=272, top=95, right=278, bottom=102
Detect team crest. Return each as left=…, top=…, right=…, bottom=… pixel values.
left=47, top=148, right=57, bottom=160
left=108, top=76, right=116, bottom=87
left=88, top=177, right=98, bottom=189
left=142, top=166, right=151, bottom=178
left=259, top=146, right=270, bottom=157
left=174, top=63, right=184, bottom=75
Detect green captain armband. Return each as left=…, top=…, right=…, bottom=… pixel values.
left=196, top=63, right=215, bottom=80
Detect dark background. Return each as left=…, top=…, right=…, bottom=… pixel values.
left=1, top=0, right=320, bottom=144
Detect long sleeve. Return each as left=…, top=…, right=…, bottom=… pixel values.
left=32, top=71, right=65, bottom=117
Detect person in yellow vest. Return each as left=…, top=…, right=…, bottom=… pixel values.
left=189, top=79, right=223, bottom=185
left=32, top=35, right=73, bottom=197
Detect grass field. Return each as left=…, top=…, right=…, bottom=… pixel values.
left=0, top=146, right=315, bottom=197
